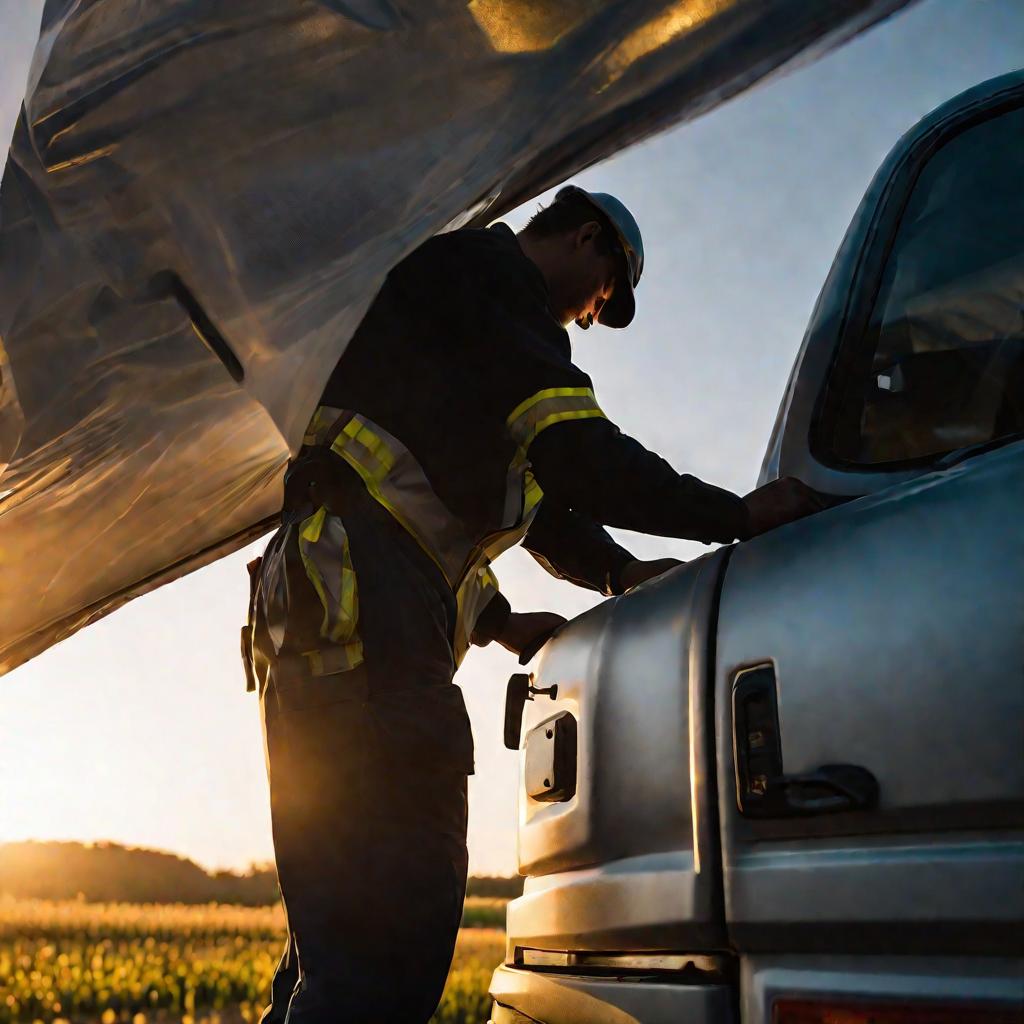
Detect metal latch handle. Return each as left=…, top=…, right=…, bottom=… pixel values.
left=757, top=763, right=879, bottom=816
left=504, top=673, right=558, bottom=750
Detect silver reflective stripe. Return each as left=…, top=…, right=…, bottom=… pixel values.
left=506, top=387, right=605, bottom=451
left=322, top=409, right=476, bottom=588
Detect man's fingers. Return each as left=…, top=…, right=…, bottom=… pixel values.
left=513, top=612, right=568, bottom=664
left=742, top=477, right=832, bottom=537
left=499, top=611, right=568, bottom=657
left=620, top=557, right=683, bottom=590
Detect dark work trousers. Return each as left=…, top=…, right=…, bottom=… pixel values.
left=256, top=475, right=474, bottom=1023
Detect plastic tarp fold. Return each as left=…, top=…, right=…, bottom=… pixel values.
left=0, top=0, right=910, bottom=674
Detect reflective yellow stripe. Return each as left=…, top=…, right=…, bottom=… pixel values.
left=297, top=505, right=361, bottom=652
left=302, top=406, right=526, bottom=664
left=524, top=470, right=543, bottom=514
left=332, top=417, right=397, bottom=481
left=506, top=386, right=597, bottom=428
left=529, top=407, right=604, bottom=441
left=299, top=505, right=326, bottom=544
left=298, top=507, right=331, bottom=636
left=330, top=530, right=359, bottom=644
left=506, top=387, right=605, bottom=449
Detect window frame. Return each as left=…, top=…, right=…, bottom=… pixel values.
left=809, top=95, right=1024, bottom=473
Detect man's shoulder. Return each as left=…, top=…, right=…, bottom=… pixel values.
left=393, top=223, right=518, bottom=282
left=432, top=222, right=521, bottom=263
left=456, top=223, right=551, bottom=299
left=397, top=223, right=546, bottom=311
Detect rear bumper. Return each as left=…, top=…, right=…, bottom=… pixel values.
left=488, top=964, right=736, bottom=1024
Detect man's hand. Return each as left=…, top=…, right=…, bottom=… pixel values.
left=619, top=557, right=683, bottom=591
left=496, top=610, right=567, bottom=659
left=742, top=477, right=828, bottom=538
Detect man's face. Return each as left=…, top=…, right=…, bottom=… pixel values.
left=558, top=222, right=620, bottom=330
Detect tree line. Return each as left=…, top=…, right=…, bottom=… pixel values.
left=0, top=841, right=523, bottom=905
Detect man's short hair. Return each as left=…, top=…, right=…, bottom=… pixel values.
left=521, top=190, right=616, bottom=256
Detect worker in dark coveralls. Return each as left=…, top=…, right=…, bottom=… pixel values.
left=242, top=185, right=820, bottom=1022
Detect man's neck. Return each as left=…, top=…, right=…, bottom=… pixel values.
left=515, top=231, right=566, bottom=313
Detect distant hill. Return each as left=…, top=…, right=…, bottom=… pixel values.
left=0, top=841, right=279, bottom=905
left=0, top=841, right=523, bottom=904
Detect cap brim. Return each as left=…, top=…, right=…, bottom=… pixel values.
left=597, top=274, right=635, bottom=328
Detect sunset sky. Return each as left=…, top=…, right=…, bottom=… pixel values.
left=1, top=0, right=1021, bottom=877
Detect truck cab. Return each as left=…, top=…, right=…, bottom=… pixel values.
left=490, top=71, right=1024, bottom=1024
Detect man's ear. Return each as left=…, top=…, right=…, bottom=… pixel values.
left=574, top=220, right=602, bottom=249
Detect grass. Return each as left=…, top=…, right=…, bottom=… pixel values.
left=0, top=897, right=506, bottom=1023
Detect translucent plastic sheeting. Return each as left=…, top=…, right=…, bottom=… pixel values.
left=0, top=0, right=910, bottom=674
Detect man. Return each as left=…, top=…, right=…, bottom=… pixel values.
left=243, top=185, right=820, bottom=1022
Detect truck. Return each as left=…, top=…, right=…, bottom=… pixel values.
left=489, top=70, right=1024, bottom=1024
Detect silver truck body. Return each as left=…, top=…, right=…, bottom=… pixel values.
left=491, top=71, right=1024, bottom=1024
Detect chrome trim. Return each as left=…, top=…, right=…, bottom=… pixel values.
left=489, top=963, right=736, bottom=1024
left=515, top=947, right=728, bottom=975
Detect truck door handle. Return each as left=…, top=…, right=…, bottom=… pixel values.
left=733, top=665, right=880, bottom=818
left=756, top=763, right=879, bottom=816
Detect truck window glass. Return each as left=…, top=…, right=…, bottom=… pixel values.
left=830, top=106, right=1024, bottom=465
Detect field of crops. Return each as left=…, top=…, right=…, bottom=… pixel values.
left=0, top=897, right=506, bottom=1024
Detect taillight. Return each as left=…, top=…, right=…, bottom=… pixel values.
left=773, top=999, right=1023, bottom=1024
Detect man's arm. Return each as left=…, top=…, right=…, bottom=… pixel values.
left=523, top=500, right=637, bottom=595
left=526, top=501, right=688, bottom=594
left=528, top=417, right=824, bottom=542
left=526, top=414, right=750, bottom=544
left=470, top=500, right=670, bottom=658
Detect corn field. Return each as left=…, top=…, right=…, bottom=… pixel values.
left=0, top=898, right=506, bottom=1024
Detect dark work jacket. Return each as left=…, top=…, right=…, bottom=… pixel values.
left=269, top=223, right=748, bottom=774
left=321, top=223, right=748, bottom=637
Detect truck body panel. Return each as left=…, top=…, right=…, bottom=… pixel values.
left=492, top=70, right=1024, bottom=1023
left=490, top=964, right=735, bottom=1024
left=716, top=441, right=1024, bottom=955
left=509, top=549, right=729, bottom=954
